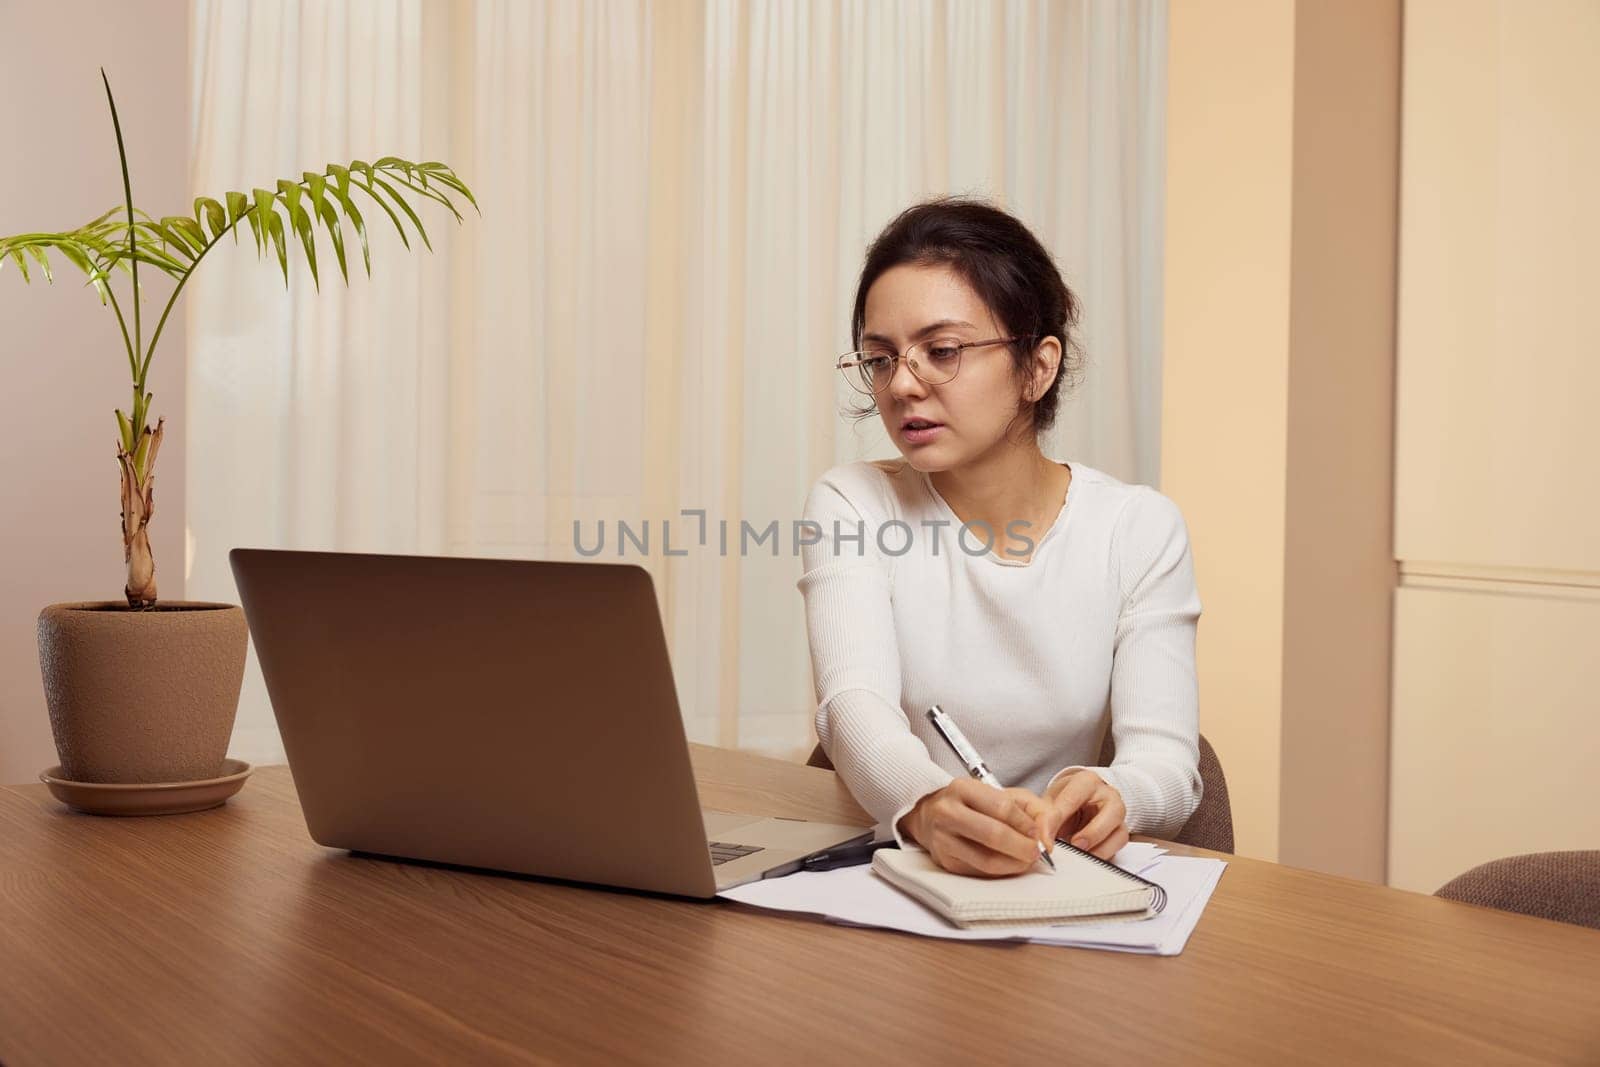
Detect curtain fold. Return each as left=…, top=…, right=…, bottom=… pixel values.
left=187, top=0, right=1168, bottom=766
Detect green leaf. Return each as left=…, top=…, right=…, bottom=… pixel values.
left=250, top=188, right=277, bottom=256
left=350, top=175, right=413, bottom=251
left=173, top=216, right=208, bottom=250
left=275, top=179, right=319, bottom=287
left=275, top=179, right=303, bottom=221
left=375, top=156, right=427, bottom=192
left=313, top=198, right=349, bottom=283
left=226, top=191, right=249, bottom=243
left=24, top=245, right=53, bottom=283
left=368, top=172, right=440, bottom=246
left=114, top=409, right=133, bottom=453
left=377, top=163, right=463, bottom=222
left=102, top=228, right=189, bottom=273
left=195, top=197, right=228, bottom=241
left=266, top=209, right=288, bottom=286
left=303, top=171, right=329, bottom=219
left=327, top=169, right=370, bottom=276
left=54, top=242, right=104, bottom=297
left=110, top=250, right=187, bottom=278
left=54, top=243, right=91, bottom=271
left=420, top=167, right=479, bottom=213
left=102, top=69, right=142, bottom=358
left=134, top=219, right=190, bottom=262
left=83, top=206, right=123, bottom=228
left=287, top=195, right=319, bottom=290
left=245, top=208, right=263, bottom=252
left=8, top=247, right=29, bottom=282
left=161, top=216, right=206, bottom=257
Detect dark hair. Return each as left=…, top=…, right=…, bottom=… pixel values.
left=847, top=196, right=1082, bottom=434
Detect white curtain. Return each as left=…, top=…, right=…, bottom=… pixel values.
left=187, top=0, right=1168, bottom=766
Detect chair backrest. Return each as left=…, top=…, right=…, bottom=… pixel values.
left=1098, top=732, right=1234, bottom=853
left=805, top=731, right=1235, bottom=854
left=1434, top=852, right=1600, bottom=930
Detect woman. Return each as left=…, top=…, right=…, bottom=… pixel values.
left=799, top=197, right=1202, bottom=877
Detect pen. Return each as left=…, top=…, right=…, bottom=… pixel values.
left=926, top=704, right=1057, bottom=873
left=800, top=839, right=899, bottom=872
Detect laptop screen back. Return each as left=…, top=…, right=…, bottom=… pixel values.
left=230, top=548, right=718, bottom=898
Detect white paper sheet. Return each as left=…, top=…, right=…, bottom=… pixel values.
left=719, top=848, right=1226, bottom=956
left=1108, top=841, right=1168, bottom=875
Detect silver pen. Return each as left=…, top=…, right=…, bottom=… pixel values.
left=926, top=705, right=1057, bottom=873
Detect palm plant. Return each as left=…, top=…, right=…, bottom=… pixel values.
left=0, top=70, right=475, bottom=609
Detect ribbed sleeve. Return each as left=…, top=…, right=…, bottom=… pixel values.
left=1048, top=487, right=1203, bottom=837
left=798, top=476, right=953, bottom=833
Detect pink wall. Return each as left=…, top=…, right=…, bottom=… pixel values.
left=0, top=1, right=189, bottom=783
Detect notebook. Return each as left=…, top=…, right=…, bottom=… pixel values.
left=872, top=842, right=1167, bottom=928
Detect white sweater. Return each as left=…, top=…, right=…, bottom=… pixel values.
left=797, top=458, right=1203, bottom=842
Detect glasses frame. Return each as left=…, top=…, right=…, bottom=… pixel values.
left=835, top=335, right=1035, bottom=396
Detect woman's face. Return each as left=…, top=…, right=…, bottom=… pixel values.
left=861, top=262, right=1037, bottom=473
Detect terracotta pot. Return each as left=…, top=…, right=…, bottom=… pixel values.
left=36, top=601, right=248, bottom=784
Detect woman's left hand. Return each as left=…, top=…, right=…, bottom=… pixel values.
left=1043, top=770, right=1129, bottom=861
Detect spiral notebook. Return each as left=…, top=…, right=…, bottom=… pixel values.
left=872, top=841, right=1167, bottom=928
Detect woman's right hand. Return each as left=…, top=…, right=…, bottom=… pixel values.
left=896, top=778, right=1053, bottom=877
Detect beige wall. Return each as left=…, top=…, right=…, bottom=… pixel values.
left=1389, top=0, right=1600, bottom=892
left=0, top=2, right=189, bottom=784
left=1163, top=0, right=1295, bottom=862
left=1163, top=0, right=1399, bottom=877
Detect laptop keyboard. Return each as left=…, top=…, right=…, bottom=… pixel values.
left=709, top=841, right=765, bottom=866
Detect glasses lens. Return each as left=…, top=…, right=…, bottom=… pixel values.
left=909, top=339, right=962, bottom=385
left=840, top=352, right=892, bottom=394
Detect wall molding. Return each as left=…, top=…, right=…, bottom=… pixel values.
left=1399, top=560, right=1600, bottom=599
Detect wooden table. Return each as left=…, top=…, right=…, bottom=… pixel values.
left=3, top=746, right=1598, bottom=1065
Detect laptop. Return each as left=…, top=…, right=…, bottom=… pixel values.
left=228, top=548, right=872, bottom=897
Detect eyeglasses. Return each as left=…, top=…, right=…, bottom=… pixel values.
left=835, top=336, right=1032, bottom=395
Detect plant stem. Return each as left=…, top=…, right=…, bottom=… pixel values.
left=95, top=254, right=139, bottom=384
left=139, top=220, right=236, bottom=384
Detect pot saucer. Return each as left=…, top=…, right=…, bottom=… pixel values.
left=39, top=759, right=252, bottom=816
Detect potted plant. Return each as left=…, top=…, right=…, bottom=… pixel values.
left=2, top=71, right=475, bottom=805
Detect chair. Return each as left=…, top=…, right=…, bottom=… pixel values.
left=1434, top=852, right=1600, bottom=930
left=805, top=731, right=1234, bottom=853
